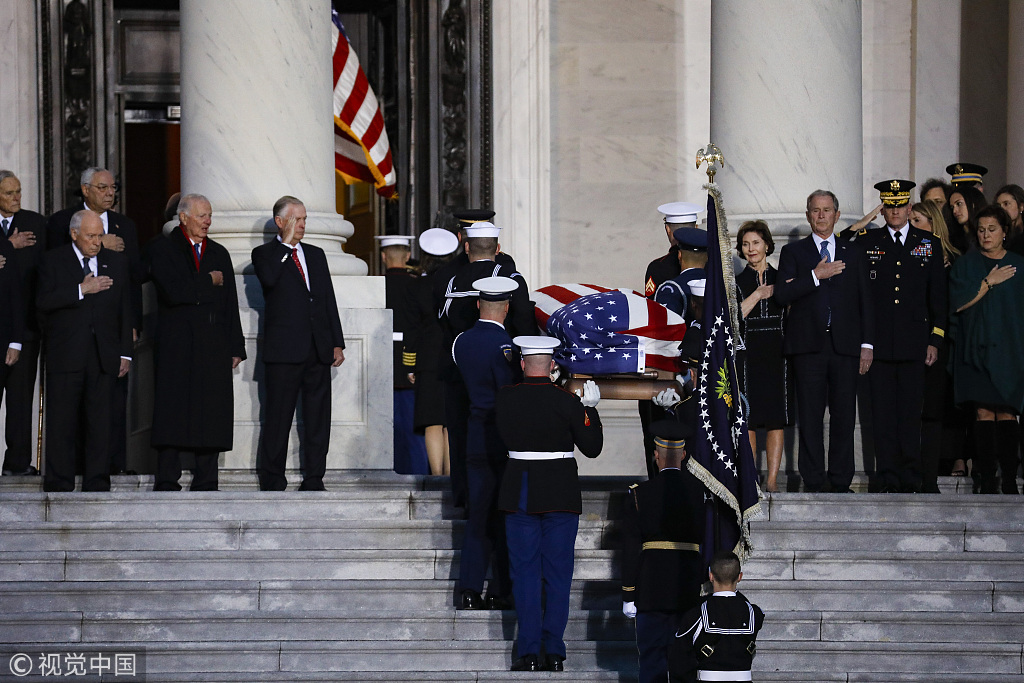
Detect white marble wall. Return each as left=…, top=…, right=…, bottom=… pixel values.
left=913, top=0, right=962, bottom=188
left=1007, top=0, right=1024, bottom=183
left=0, top=0, right=40, bottom=206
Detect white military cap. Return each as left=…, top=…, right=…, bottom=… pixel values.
left=472, top=276, right=519, bottom=301
left=375, top=234, right=416, bottom=248
left=418, top=228, right=459, bottom=255
left=658, top=202, right=703, bottom=224
left=688, top=278, right=707, bottom=297
left=513, top=335, right=561, bottom=356
left=464, top=221, right=502, bottom=238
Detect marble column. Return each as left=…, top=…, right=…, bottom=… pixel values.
left=492, top=0, right=551, bottom=289
left=913, top=0, right=961, bottom=190
left=179, top=0, right=391, bottom=471
left=1008, top=0, right=1024, bottom=184
left=0, top=0, right=41, bottom=206
left=710, top=0, right=863, bottom=234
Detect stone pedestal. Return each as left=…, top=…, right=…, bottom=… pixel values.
left=710, top=0, right=863, bottom=235
left=178, top=0, right=391, bottom=471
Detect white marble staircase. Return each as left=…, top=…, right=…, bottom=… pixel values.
left=0, top=471, right=1022, bottom=682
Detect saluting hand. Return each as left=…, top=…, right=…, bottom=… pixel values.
left=81, top=273, right=113, bottom=294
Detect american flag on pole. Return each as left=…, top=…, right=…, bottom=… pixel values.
left=533, top=284, right=688, bottom=374
left=688, top=189, right=763, bottom=562
left=332, top=10, right=398, bottom=199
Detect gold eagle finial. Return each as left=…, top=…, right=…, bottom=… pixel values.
left=696, top=144, right=725, bottom=183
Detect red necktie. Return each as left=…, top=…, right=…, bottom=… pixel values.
left=291, top=248, right=306, bottom=285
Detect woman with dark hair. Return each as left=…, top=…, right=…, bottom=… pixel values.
left=947, top=186, right=988, bottom=254
left=735, top=220, right=792, bottom=492
left=949, top=205, right=1024, bottom=494
left=994, top=184, right=1024, bottom=255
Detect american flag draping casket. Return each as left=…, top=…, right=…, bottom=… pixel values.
left=532, top=284, right=688, bottom=374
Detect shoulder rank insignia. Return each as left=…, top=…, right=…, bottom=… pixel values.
left=502, top=345, right=513, bottom=361
left=645, top=277, right=656, bottom=296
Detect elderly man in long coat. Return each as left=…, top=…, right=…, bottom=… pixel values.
left=147, top=193, right=245, bottom=491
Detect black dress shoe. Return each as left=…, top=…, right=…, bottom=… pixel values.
left=543, top=654, right=564, bottom=672
left=485, top=594, right=514, bottom=610
left=458, top=589, right=483, bottom=610
left=299, top=479, right=326, bottom=491
left=510, top=654, right=538, bottom=672
left=2, top=465, right=38, bottom=476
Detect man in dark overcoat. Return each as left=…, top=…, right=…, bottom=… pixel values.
left=147, top=193, right=245, bottom=491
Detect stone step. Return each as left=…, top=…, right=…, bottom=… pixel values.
left=766, top=493, right=1024, bottom=524
left=9, top=518, right=1021, bottom=554
left=4, top=578, right=1017, bottom=615
left=756, top=641, right=1024, bottom=676
left=3, top=609, right=1021, bottom=645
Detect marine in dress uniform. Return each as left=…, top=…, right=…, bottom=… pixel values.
left=621, top=419, right=707, bottom=683
left=453, top=277, right=521, bottom=610
left=377, top=234, right=429, bottom=474
left=644, top=202, right=703, bottom=298
left=496, top=336, right=603, bottom=672
left=947, top=162, right=988, bottom=193
left=859, top=180, right=948, bottom=492
left=669, top=551, right=764, bottom=683
left=436, top=220, right=536, bottom=509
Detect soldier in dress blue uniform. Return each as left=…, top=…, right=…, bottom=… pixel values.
left=376, top=234, right=429, bottom=474
left=452, top=276, right=521, bottom=610
left=655, top=226, right=709, bottom=323
left=669, top=551, right=764, bottom=683
left=645, top=202, right=704, bottom=298
left=435, top=220, right=536, bottom=509
left=858, top=179, right=948, bottom=492
left=947, top=162, right=988, bottom=193
left=496, top=336, right=604, bottom=672
left=621, top=418, right=707, bottom=683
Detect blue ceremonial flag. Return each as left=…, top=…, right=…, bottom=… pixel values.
left=687, top=188, right=763, bottom=563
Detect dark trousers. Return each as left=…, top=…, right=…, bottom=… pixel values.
left=155, top=448, right=219, bottom=491
left=43, top=346, right=112, bottom=492
left=870, top=359, right=926, bottom=489
left=257, top=347, right=332, bottom=491
left=637, top=399, right=667, bottom=479
left=444, top=377, right=470, bottom=507
left=2, top=339, right=39, bottom=472
left=393, top=388, right=428, bottom=474
left=108, top=374, right=128, bottom=473
left=637, top=610, right=678, bottom=683
left=792, top=341, right=858, bottom=491
left=506, top=504, right=579, bottom=659
left=459, top=453, right=510, bottom=597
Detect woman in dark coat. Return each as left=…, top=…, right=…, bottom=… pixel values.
left=735, top=220, right=793, bottom=493
left=949, top=205, right=1024, bottom=494
left=146, top=194, right=246, bottom=491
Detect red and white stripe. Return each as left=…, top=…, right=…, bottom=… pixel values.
left=532, top=284, right=689, bottom=372
left=332, top=12, right=397, bottom=198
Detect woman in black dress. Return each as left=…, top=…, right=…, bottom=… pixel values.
left=735, top=220, right=793, bottom=492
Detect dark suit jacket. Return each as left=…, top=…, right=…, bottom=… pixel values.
left=0, top=252, right=24, bottom=350
left=0, top=209, right=46, bottom=338
left=252, top=239, right=345, bottom=364
left=774, top=234, right=874, bottom=358
left=36, top=245, right=132, bottom=376
left=46, top=206, right=143, bottom=331
left=857, top=226, right=948, bottom=361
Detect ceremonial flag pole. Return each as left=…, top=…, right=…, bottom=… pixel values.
left=687, top=146, right=764, bottom=563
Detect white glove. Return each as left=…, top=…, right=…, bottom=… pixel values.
left=622, top=601, right=637, bottom=619
left=550, top=365, right=562, bottom=383
left=578, top=379, right=600, bottom=408
left=652, top=387, right=682, bottom=408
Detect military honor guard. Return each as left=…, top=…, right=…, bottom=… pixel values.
left=621, top=419, right=706, bottom=683
left=496, top=336, right=603, bottom=672
left=947, top=162, right=988, bottom=193
left=452, top=276, right=521, bottom=610
left=0, top=170, right=44, bottom=477
left=653, top=225, right=709, bottom=323
left=645, top=202, right=703, bottom=298
left=669, top=551, right=765, bottom=683
left=859, top=180, right=947, bottom=492
left=436, top=218, right=535, bottom=509
left=377, top=234, right=429, bottom=474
